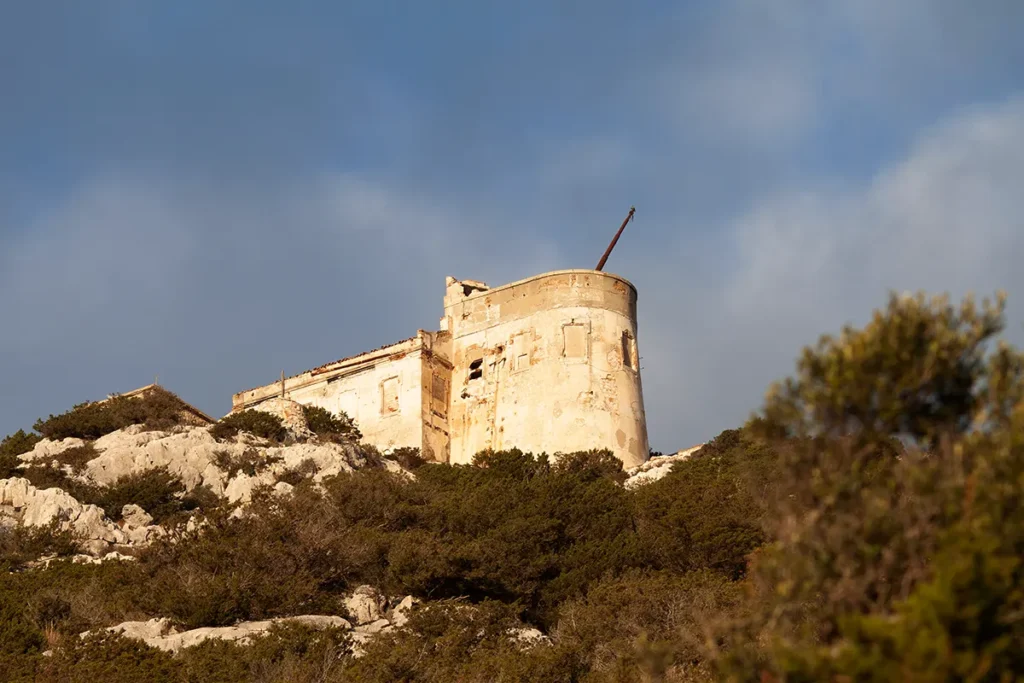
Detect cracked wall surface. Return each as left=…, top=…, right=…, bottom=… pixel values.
left=442, top=270, right=648, bottom=468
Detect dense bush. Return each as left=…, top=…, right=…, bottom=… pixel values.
left=33, top=387, right=197, bottom=441
left=213, top=448, right=280, bottom=478
left=1, top=429, right=41, bottom=478
left=18, top=463, right=205, bottom=525
left=0, top=522, right=78, bottom=572
left=384, top=446, right=428, bottom=470
left=24, top=622, right=351, bottom=683
left=632, top=434, right=771, bottom=579
left=277, top=458, right=318, bottom=486
left=302, top=404, right=362, bottom=442
left=51, top=443, right=98, bottom=474
left=91, top=468, right=208, bottom=524
left=210, top=410, right=287, bottom=443
left=715, top=291, right=1024, bottom=681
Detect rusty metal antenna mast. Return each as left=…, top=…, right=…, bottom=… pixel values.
left=595, top=206, right=635, bottom=271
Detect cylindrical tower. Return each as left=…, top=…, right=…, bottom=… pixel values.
left=442, top=269, right=649, bottom=468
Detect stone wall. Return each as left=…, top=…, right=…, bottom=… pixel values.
left=232, top=335, right=432, bottom=455
left=442, top=270, right=649, bottom=468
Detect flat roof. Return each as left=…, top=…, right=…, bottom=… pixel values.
left=448, top=269, right=636, bottom=308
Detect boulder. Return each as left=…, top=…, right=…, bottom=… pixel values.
left=121, top=504, right=153, bottom=528
left=343, top=585, right=384, bottom=625
left=390, top=595, right=418, bottom=627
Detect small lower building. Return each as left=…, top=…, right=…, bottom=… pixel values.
left=231, top=269, right=649, bottom=468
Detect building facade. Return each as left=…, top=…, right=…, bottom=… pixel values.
left=231, top=269, right=649, bottom=468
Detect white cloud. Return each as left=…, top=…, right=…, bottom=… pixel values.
left=636, top=94, right=1024, bottom=449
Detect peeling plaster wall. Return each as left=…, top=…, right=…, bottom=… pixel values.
left=232, top=335, right=431, bottom=454
left=443, top=270, right=649, bottom=468
left=231, top=270, right=649, bottom=468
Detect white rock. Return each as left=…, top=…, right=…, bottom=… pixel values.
left=0, top=477, right=126, bottom=548
left=87, top=427, right=233, bottom=492
left=106, top=618, right=176, bottom=642
left=390, top=595, right=418, bottom=627
left=18, top=437, right=87, bottom=463
left=121, top=504, right=153, bottom=528
left=624, top=444, right=704, bottom=489
left=95, top=615, right=351, bottom=653
left=509, top=626, right=550, bottom=648
left=85, top=425, right=379, bottom=498
left=343, top=585, right=384, bottom=625
left=356, top=618, right=391, bottom=635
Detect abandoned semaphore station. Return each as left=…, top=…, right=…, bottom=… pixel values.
left=232, top=269, right=650, bottom=468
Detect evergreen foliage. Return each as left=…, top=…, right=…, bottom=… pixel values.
left=33, top=386, right=197, bottom=440
left=1, top=289, right=1022, bottom=680
left=210, top=410, right=287, bottom=443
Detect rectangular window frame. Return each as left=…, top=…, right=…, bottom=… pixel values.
left=621, top=330, right=638, bottom=372
left=380, top=376, right=401, bottom=415
left=562, top=321, right=591, bottom=363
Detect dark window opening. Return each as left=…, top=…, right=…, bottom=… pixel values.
left=469, top=358, right=483, bottom=380
left=622, top=331, right=636, bottom=370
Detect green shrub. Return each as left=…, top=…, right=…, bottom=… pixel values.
left=632, top=432, right=771, bottom=580
left=177, top=622, right=351, bottom=682
left=714, top=291, right=1024, bottom=681
left=213, top=448, right=280, bottom=478
left=210, top=410, right=287, bottom=443
left=1, top=429, right=41, bottom=478
left=33, top=387, right=197, bottom=441
left=302, top=404, right=362, bottom=442
left=90, top=468, right=189, bottom=523
left=52, top=443, right=98, bottom=474
left=384, top=446, right=427, bottom=470
left=552, top=569, right=743, bottom=682
left=277, top=459, right=318, bottom=486
left=39, top=631, right=180, bottom=683
left=19, top=463, right=206, bottom=525
left=0, top=522, right=78, bottom=572
left=343, top=599, right=567, bottom=682
left=19, top=464, right=99, bottom=505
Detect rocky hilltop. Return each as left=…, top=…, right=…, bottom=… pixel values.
left=1, top=387, right=714, bottom=682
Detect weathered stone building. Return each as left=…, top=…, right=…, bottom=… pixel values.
left=232, top=269, right=649, bottom=468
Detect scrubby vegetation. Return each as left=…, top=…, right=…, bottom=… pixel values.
left=16, top=462, right=213, bottom=525
left=213, top=448, right=281, bottom=479
left=1, top=429, right=41, bottom=478
left=89, top=468, right=220, bottom=524
left=32, top=386, right=198, bottom=440
left=303, top=404, right=362, bottom=442
left=210, top=410, right=288, bottom=443
left=1, top=289, right=1022, bottom=680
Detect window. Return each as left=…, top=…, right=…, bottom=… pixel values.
left=562, top=323, right=588, bottom=360
left=381, top=376, right=400, bottom=414
left=511, top=334, right=530, bottom=373
left=431, top=373, right=448, bottom=417
left=468, top=358, right=484, bottom=381
left=621, top=331, right=638, bottom=371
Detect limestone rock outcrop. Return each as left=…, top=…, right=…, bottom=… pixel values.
left=96, top=615, right=352, bottom=653
left=18, top=437, right=86, bottom=463
left=624, top=444, right=704, bottom=488
left=0, top=477, right=126, bottom=545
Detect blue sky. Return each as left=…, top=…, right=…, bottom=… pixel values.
left=2, top=1, right=1023, bottom=451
